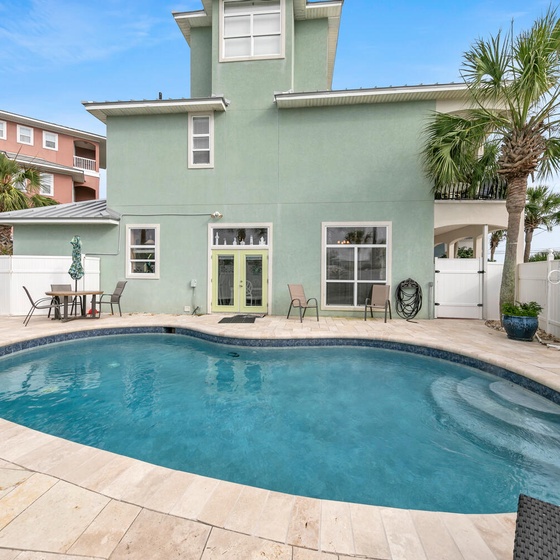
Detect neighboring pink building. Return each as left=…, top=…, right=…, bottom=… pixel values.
left=0, top=110, right=106, bottom=203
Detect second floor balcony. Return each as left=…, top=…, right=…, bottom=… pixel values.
left=73, top=155, right=97, bottom=173
left=434, top=178, right=507, bottom=201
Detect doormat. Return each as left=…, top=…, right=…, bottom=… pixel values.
left=219, top=315, right=262, bottom=324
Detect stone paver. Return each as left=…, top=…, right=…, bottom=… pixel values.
left=0, top=312, right=558, bottom=559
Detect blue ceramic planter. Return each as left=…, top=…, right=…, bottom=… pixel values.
left=502, top=315, right=539, bottom=341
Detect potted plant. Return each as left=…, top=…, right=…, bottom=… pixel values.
left=501, top=301, right=543, bottom=341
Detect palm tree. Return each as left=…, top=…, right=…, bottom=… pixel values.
left=524, top=185, right=560, bottom=262
left=489, top=229, right=506, bottom=262
left=0, top=152, right=58, bottom=254
left=422, top=9, right=560, bottom=309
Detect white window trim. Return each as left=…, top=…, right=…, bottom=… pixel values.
left=43, top=131, right=58, bottom=151
left=40, top=173, right=54, bottom=196
left=219, top=0, right=285, bottom=62
left=126, top=224, right=160, bottom=279
left=17, top=124, right=34, bottom=146
left=0, top=120, right=6, bottom=140
left=321, top=221, right=392, bottom=310
left=188, top=113, right=214, bottom=169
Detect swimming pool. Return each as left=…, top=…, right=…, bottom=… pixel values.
left=0, top=329, right=559, bottom=514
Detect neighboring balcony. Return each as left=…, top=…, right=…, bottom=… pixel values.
left=73, top=156, right=98, bottom=175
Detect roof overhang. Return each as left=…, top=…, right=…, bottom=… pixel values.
left=0, top=200, right=121, bottom=226
left=83, top=97, right=229, bottom=123
left=274, top=83, right=470, bottom=108
left=173, top=0, right=343, bottom=86
left=2, top=151, right=85, bottom=182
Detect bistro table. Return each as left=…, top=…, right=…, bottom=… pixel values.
left=45, top=290, right=103, bottom=322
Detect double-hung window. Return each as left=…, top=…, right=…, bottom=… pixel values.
left=17, top=125, right=33, bottom=145
left=323, top=223, right=390, bottom=307
left=40, top=173, right=54, bottom=196
left=221, top=0, right=283, bottom=60
left=189, top=114, right=214, bottom=168
left=0, top=121, right=6, bottom=140
left=43, top=131, right=58, bottom=150
left=127, top=225, right=160, bottom=279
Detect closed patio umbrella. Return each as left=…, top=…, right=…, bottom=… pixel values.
left=68, top=235, right=84, bottom=291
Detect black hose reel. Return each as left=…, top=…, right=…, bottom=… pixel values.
left=395, top=278, right=423, bottom=321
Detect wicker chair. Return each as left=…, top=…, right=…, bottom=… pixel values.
left=513, top=494, right=560, bottom=559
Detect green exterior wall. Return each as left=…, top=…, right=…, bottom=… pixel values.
left=8, top=1, right=438, bottom=319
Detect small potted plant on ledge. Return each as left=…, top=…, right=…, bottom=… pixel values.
left=501, top=301, right=543, bottom=341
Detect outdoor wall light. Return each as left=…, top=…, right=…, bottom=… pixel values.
left=211, top=211, right=223, bottom=219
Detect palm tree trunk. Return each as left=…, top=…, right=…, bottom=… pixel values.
left=524, top=228, right=534, bottom=263
left=500, top=176, right=528, bottom=310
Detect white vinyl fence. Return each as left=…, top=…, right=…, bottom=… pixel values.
left=0, top=255, right=100, bottom=316
left=518, top=260, right=560, bottom=338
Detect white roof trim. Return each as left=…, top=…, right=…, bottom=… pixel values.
left=83, top=97, right=229, bottom=123
left=0, top=110, right=105, bottom=142
left=274, top=83, right=470, bottom=108
left=3, top=219, right=120, bottom=225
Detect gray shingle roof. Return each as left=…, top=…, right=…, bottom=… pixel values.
left=0, top=200, right=120, bottom=224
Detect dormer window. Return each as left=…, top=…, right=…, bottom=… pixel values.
left=221, top=0, right=283, bottom=61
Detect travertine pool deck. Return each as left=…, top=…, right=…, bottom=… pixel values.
left=1, top=313, right=559, bottom=560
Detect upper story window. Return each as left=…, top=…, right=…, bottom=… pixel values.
left=0, top=121, right=6, bottom=140
left=17, top=125, right=33, bottom=145
left=323, top=223, right=391, bottom=308
left=43, top=131, right=58, bottom=150
left=126, top=225, right=160, bottom=279
left=40, top=173, right=54, bottom=196
left=221, top=0, right=283, bottom=61
left=189, top=114, right=214, bottom=168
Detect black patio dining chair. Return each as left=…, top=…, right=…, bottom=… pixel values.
left=96, top=281, right=127, bottom=316
left=22, top=286, right=62, bottom=326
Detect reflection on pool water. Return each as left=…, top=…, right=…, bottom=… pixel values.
left=0, top=333, right=559, bottom=514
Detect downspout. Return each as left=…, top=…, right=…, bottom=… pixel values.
left=482, top=224, right=488, bottom=320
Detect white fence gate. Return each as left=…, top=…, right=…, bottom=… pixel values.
left=434, top=258, right=485, bottom=319
left=0, top=255, right=100, bottom=316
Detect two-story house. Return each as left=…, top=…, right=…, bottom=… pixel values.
left=0, top=0, right=508, bottom=319
left=0, top=110, right=106, bottom=203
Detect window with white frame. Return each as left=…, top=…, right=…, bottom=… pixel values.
left=189, top=114, right=214, bottom=168
left=127, top=225, right=159, bottom=278
left=17, top=125, right=33, bottom=145
left=0, top=120, right=6, bottom=140
left=43, top=131, right=58, bottom=150
left=40, top=173, right=54, bottom=196
left=323, top=224, right=390, bottom=307
left=221, top=0, right=283, bottom=61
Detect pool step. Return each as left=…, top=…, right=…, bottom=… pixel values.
left=430, top=376, right=560, bottom=471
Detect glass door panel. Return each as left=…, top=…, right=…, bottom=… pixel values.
left=212, top=250, right=267, bottom=313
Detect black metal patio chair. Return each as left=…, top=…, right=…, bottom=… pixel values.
left=22, top=286, right=62, bottom=326
left=96, top=280, right=127, bottom=316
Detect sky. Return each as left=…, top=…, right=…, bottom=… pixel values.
left=1, top=0, right=560, bottom=255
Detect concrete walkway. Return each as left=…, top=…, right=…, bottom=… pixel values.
left=0, top=313, right=559, bottom=560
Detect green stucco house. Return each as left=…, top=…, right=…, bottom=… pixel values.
left=2, top=0, right=495, bottom=319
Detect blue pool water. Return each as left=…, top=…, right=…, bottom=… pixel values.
left=1, top=333, right=559, bottom=514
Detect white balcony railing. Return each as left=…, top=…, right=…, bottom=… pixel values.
left=73, top=156, right=96, bottom=172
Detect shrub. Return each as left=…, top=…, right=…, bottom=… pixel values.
left=501, top=301, right=543, bottom=317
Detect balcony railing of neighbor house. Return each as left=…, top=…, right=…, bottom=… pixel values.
left=73, top=156, right=97, bottom=172
left=434, top=178, right=507, bottom=200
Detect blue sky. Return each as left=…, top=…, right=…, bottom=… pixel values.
left=1, top=0, right=559, bottom=253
